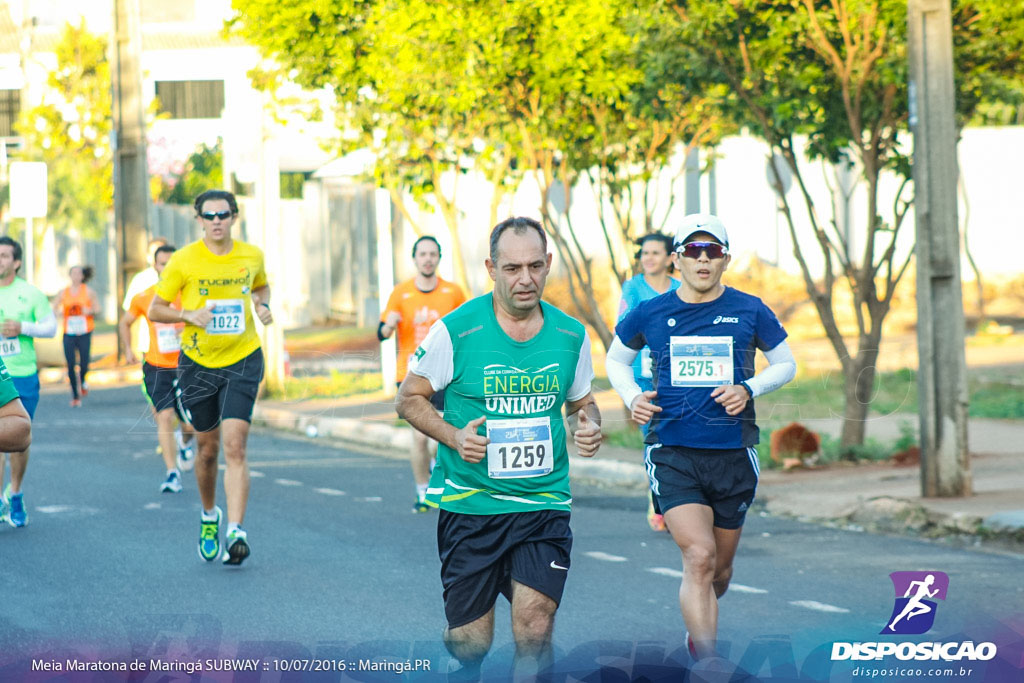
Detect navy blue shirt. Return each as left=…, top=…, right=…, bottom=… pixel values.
left=615, top=286, right=788, bottom=449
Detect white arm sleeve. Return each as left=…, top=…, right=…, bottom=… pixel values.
left=21, top=313, right=57, bottom=338
left=745, top=339, right=796, bottom=398
left=566, top=330, right=596, bottom=402
left=606, top=336, right=643, bottom=410
left=406, top=320, right=453, bottom=392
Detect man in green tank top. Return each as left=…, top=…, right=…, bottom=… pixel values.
left=397, top=217, right=603, bottom=680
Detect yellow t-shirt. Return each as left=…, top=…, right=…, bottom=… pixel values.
left=155, top=239, right=268, bottom=368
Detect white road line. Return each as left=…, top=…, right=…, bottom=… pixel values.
left=644, top=569, right=769, bottom=595
left=35, top=505, right=74, bottom=514
left=250, top=470, right=265, bottom=478
left=274, top=479, right=303, bottom=487
left=584, top=551, right=629, bottom=563
left=648, top=567, right=683, bottom=578
left=355, top=496, right=383, bottom=502
left=143, top=503, right=161, bottom=510
left=314, top=488, right=346, bottom=496
left=790, top=600, right=850, bottom=614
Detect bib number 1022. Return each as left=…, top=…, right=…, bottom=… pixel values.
left=498, top=443, right=546, bottom=470
left=210, top=314, right=241, bottom=331
left=678, top=359, right=714, bottom=377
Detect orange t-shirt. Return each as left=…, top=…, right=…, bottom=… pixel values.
left=381, top=277, right=466, bottom=381
left=129, top=286, right=184, bottom=368
left=60, top=284, right=95, bottom=335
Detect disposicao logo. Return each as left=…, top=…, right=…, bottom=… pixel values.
left=831, top=571, right=997, bottom=663
left=882, top=571, right=948, bottom=635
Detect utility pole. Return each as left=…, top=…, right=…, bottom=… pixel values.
left=18, top=0, right=35, bottom=281
left=907, top=0, right=971, bottom=497
left=111, top=0, right=149, bottom=360
left=684, top=147, right=700, bottom=214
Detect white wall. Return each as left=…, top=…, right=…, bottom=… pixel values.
left=385, top=126, right=1024, bottom=294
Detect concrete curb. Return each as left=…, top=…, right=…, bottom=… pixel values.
left=251, top=405, right=1024, bottom=548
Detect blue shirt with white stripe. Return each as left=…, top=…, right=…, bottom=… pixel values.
left=615, top=286, right=788, bottom=449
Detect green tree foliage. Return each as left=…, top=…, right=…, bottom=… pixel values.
left=230, top=0, right=725, bottom=345
left=16, top=21, right=112, bottom=239
left=154, top=141, right=224, bottom=205
left=670, top=0, right=1024, bottom=446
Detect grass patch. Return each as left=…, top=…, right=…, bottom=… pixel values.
left=266, top=371, right=382, bottom=401
left=284, top=326, right=378, bottom=354
left=753, top=366, right=1024, bottom=421
left=603, top=425, right=645, bottom=450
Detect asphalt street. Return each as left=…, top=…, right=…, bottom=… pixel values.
left=1, top=386, right=1021, bottom=682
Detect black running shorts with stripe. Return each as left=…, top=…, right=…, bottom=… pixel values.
left=645, top=444, right=760, bottom=529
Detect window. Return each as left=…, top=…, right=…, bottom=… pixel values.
left=154, top=80, right=225, bottom=119
left=0, top=90, right=20, bottom=137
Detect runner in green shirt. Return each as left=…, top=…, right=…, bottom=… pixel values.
left=0, top=236, right=56, bottom=527
left=397, top=217, right=603, bottom=680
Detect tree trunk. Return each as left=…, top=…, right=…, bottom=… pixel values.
left=839, top=344, right=881, bottom=449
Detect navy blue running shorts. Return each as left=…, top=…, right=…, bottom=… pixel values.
left=175, top=349, right=264, bottom=432
left=645, top=444, right=760, bottom=529
left=437, top=509, right=572, bottom=629
left=143, top=362, right=183, bottom=416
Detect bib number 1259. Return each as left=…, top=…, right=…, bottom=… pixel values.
left=486, top=417, right=554, bottom=479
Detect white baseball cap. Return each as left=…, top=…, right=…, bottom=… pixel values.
left=674, top=213, right=729, bottom=250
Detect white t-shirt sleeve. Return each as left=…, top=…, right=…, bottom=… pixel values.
left=407, top=320, right=454, bottom=392
left=566, top=330, right=595, bottom=402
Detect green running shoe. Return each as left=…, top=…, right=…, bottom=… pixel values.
left=198, top=506, right=222, bottom=561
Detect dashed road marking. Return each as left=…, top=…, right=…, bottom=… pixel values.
left=144, top=503, right=161, bottom=510
left=790, top=600, right=849, bottom=613
left=314, top=488, right=346, bottom=496
left=274, top=479, right=303, bottom=487
left=645, top=569, right=769, bottom=595
left=36, top=505, right=74, bottom=514
left=250, top=471, right=265, bottom=478
left=584, top=551, right=628, bottom=562
left=354, top=496, right=382, bottom=502
left=648, top=567, right=683, bottom=578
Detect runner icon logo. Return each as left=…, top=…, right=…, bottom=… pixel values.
left=881, top=571, right=949, bottom=635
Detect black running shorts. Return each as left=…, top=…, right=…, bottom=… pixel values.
left=175, top=349, right=264, bottom=432
left=437, top=509, right=572, bottom=629
left=645, top=444, right=760, bottom=530
left=143, top=362, right=182, bottom=415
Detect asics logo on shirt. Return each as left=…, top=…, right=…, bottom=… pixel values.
left=713, top=316, right=739, bottom=324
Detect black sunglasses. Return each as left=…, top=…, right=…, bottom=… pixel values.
left=200, top=211, right=232, bottom=221
left=677, top=241, right=728, bottom=259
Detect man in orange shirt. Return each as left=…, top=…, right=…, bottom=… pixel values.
left=379, top=236, right=466, bottom=512
left=118, top=245, right=196, bottom=493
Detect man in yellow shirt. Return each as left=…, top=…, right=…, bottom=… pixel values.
left=149, top=189, right=273, bottom=567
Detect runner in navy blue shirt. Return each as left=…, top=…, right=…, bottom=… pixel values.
left=607, top=213, right=796, bottom=662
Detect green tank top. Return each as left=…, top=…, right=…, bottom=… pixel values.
left=411, top=294, right=594, bottom=515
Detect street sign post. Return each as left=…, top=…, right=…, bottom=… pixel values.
left=8, top=161, right=47, bottom=283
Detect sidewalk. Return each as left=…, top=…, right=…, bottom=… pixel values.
left=252, top=388, right=1024, bottom=547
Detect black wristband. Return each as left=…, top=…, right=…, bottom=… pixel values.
left=739, top=380, right=754, bottom=399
